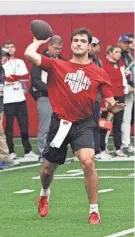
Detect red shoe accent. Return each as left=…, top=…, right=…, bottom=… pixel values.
left=36, top=196, right=49, bottom=217
left=89, top=212, right=101, bottom=224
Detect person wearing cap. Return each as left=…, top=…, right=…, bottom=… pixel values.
left=118, top=34, right=135, bottom=154
left=0, top=47, right=20, bottom=166
left=89, top=37, right=102, bottom=67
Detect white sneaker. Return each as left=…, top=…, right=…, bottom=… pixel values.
left=8, top=153, right=17, bottom=159
left=23, top=151, right=38, bottom=162
left=115, top=149, right=127, bottom=157
left=7, top=158, right=20, bottom=166
left=128, top=145, right=135, bottom=153
left=7, top=153, right=20, bottom=166
left=95, top=151, right=112, bottom=160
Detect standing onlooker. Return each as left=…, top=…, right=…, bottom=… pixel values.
left=3, top=40, right=38, bottom=161
left=30, top=35, right=64, bottom=159
left=88, top=37, right=103, bottom=157
left=100, top=45, right=127, bottom=157
left=125, top=33, right=135, bottom=130
left=0, top=47, right=19, bottom=165
left=118, top=35, right=135, bottom=154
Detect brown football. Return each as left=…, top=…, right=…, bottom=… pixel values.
left=30, top=19, right=53, bottom=40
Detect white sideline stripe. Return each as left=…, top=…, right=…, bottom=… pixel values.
left=0, top=159, right=134, bottom=173
left=67, top=168, right=134, bottom=171
left=73, top=156, right=135, bottom=162
left=32, top=176, right=134, bottom=180
left=96, top=157, right=134, bottom=162
left=128, top=173, right=135, bottom=177
left=105, top=227, right=135, bottom=237
left=0, top=163, right=41, bottom=172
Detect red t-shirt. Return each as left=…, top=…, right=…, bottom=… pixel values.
left=41, top=55, right=113, bottom=122
left=102, top=58, right=125, bottom=97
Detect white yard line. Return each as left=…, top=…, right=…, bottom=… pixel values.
left=105, top=227, right=135, bottom=237
left=0, top=161, right=134, bottom=174
left=32, top=176, right=134, bottom=180
left=0, top=163, right=41, bottom=172
left=54, top=176, right=134, bottom=179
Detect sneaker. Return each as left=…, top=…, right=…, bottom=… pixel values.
left=95, top=151, right=112, bottom=160
left=6, top=158, right=20, bottom=166
left=121, top=145, right=135, bottom=156
left=7, top=153, right=20, bottom=166
left=36, top=196, right=49, bottom=217
left=23, top=151, right=38, bottom=162
left=128, top=146, right=135, bottom=153
left=115, top=149, right=127, bottom=157
left=89, top=212, right=101, bottom=224
left=8, top=153, right=17, bottom=159
left=0, top=162, right=9, bottom=168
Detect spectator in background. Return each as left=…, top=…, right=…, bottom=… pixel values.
left=88, top=36, right=104, bottom=158
left=118, top=35, right=135, bottom=154
left=30, top=35, right=64, bottom=160
left=0, top=47, right=19, bottom=165
left=125, top=33, right=135, bottom=128
left=2, top=40, right=38, bottom=161
left=98, top=45, right=127, bottom=159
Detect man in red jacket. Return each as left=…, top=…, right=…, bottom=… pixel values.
left=24, top=28, right=125, bottom=224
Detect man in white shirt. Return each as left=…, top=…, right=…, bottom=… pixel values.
left=3, top=40, right=38, bottom=161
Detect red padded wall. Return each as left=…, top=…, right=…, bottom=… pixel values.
left=0, top=13, right=134, bottom=136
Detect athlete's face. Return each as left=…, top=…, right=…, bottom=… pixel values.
left=71, top=34, right=91, bottom=57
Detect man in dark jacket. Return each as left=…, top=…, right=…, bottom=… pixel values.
left=88, top=37, right=105, bottom=158
left=118, top=34, right=135, bottom=154
left=30, top=35, right=64, bottom=158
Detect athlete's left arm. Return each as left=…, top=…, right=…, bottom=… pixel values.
left=104, top=97, right=125, bottom=113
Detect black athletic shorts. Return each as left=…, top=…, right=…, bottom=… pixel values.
left=42, top=113, right=97, bottom=165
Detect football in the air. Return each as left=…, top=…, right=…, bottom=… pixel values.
left=30, top=19, right=53, bottom=40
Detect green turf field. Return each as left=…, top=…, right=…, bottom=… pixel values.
left=0, top=138, right=134, bottom=237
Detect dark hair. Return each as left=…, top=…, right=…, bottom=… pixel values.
left=125, top=33, right=134, bottom=38
left=71, top=28, right=92, bottom=44
left=106, top=45, right=121, bottom=55
left=49, top=35, right=63, bottom=45
left=3, top=40, right=15, bottom=47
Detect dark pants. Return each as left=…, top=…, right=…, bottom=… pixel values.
left=4, top=101, right=32, bottom=154
left=92, top=101, right=101, bottom=154
left=131, top=101, right=134, bottom=126
left=100, top=96, right=125, bottom=151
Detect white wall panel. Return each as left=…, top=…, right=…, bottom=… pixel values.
left=0, top=0, right=134, bottom=15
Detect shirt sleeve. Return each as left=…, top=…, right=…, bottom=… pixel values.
left=40, top=55, right=54, bottom=70
left=100, top=70, right=113, bottom=98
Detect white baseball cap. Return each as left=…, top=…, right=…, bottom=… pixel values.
left=91, top=37, right=100, bottom=44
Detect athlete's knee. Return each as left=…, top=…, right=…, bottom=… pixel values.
left=41, top=160, right=58, bottom=176
left=80, top=152, right=95, bottom=171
